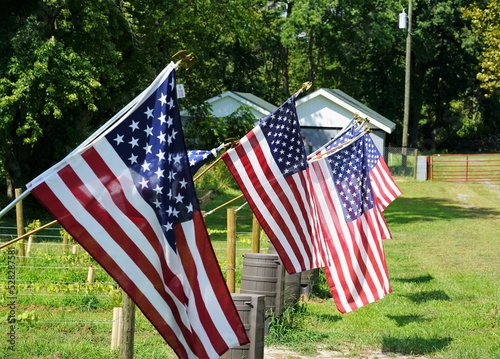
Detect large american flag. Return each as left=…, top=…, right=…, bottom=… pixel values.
left=309, top=134, right=393, bottom=313
left=27, top=62, right=248, bottom=358
left=222, top=96, right=331, bottom=274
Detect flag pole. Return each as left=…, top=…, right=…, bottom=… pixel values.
left=307, top=128, right=371, bottom=163
left=192, top=141, right=233, bottom=182
left=0, top=188, right=30, bottom=221
left=67, top=65, right=176, bottom=158
left=72, top=52, right=194, bottom=156
left=0, top=219, right=58, bottom=250
left=203, top=193, right=245, bottom=217
left=307, top=115, right=368, bottom=160
left=4, top=55, right=194, bottom=222
left=27, top=63, right=180, bottom=191
left=294, top=81, right=312, bottom=97
left=193, top=155, right=224, bottom=182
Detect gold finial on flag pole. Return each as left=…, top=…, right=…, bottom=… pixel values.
left=172, top=50, right=195, bottom=70
left=294, top=81, right=313, bottom=97
left=354, top=113, right=362, bottom=124
left=354, top=114, right=370, bottom=124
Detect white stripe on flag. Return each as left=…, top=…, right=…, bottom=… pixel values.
left=41, top=174, right=198, bottom=357
left=179, top=219, right=245, bottom=349
left=226, top=129, right=313, bottom=272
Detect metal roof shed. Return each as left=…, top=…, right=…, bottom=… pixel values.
left=296, top=88, right=397, bottom=154
left=205, top=91, right=277, bottom=120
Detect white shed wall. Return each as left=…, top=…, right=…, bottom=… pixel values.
left=209, top=97, right=268, bottom=120
left=296, top=97, right=353, bottom=128
left=300, top=127, right=386, bottom=156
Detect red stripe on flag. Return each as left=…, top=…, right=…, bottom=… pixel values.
left=227, top=131, right=313, bottom=273
left=31, top=181, right=195, bottom=359
left=56, top=164, right=211, bottom=357
left=346, top=215, right=390, bottom=298
left=82, top=147, right=188, bottom=301
left=248, top=133, right=314, bottom=269
left=310, top=160, right=391, bottom=313
left=188, top=212, right=249, bottom=346
left=310, top=162, right=366, bottom=312
left=175, top=213, right=249, bottom=351
left=370, top=159, right=402, bottom=211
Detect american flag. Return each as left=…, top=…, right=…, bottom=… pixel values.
left=310, top=117, right=402, bottom=211
left=187, top=143, right=225, bottom=176
left=308, top=117, right=363, bottom=161
left=309, top=134, right=393, bottom=313
left=27, top=62, right=248, bottom=358
left=222, top=95, right=331, bottom=274
left=363, top=134, right=402, bottom=211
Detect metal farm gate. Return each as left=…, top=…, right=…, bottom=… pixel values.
left=429, top=153, right=500, bottom=182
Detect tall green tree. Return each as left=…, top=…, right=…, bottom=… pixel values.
left=413, top=0, right=488, bottom=151
left=0, top=0, right=163, bottom=197
left=280, top=0, right=405, bottom=135
left=1, top=0, right=498, bottom=198
left=463, top=0, right=500, bottom=97
left=156, top=0, right=267, bottom=108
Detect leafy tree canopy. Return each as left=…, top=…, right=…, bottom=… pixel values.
left=463, top=0, right=500, bottom=97
left=0, top=0, right=499, bottom=200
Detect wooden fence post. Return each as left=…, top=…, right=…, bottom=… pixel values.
left=27, top=235, right=33, bottom=257
left=15, top=188, right=25, bottom=264
left=87, top=266, right=95, bottom=284
left=251, top=214, right=261, bottom=254
left=120, top=290, right=135, bottom=359
left=111, top=307, right=123, bottom=351
left=227, top=207, right=236, bottom=293
left=62, top=231, right=69, bottom=255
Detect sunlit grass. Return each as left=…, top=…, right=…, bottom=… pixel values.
left=1, top=178, right=499, bottom=358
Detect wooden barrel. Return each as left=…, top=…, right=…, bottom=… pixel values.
left=220, top=294, right=265, bottom=359
left=240, top=253, right=284, bottom=317
left=299, top=268, right=319, bottom=300
left=267, top=242, right=301, bottom=308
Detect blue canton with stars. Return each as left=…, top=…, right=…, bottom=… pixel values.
left=363, top=134, right=382, bottom=172
left=187, top=150, right=216, bottom=175
left=259, top=96, right=308, bottom=177
left=187, top=144, right=224, bottom=176
left=104, top=69, right=198, bottom=251
left=328, top=135, right=375, bottom=222
left=325, top=117, right=365, bottom=152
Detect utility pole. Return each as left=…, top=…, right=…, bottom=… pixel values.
left=399, top=1, right=412, bottom=167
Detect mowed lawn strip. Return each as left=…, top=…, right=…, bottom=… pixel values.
left=283, top=179, right=500, bottom=358
left=1, top=179, right=499, bottom=358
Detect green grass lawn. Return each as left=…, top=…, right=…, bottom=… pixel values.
left=1, top=179, right=500, bottom=358
left=266, top=179, right=500, bottom=358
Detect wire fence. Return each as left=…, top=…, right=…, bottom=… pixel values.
left=1, top=224, right=260, bottom=356
left=384, top=147, right=418, bottom=177
left=1, top=227, right=257, bottom=299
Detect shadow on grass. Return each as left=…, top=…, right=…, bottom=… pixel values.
left=392, top=274, right=434, bottom=284
left=314, top=313, right=343, bottom=324
left=386, top=314, right=431, bottom=327
left=405, top=290, right=450, bottom=304
left=385, top=196, right=500, bottom=225
left=382, top=336, right=452, bottom=355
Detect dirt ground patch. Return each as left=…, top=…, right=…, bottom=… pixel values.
left=264, top=346, right=429, bottom=359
